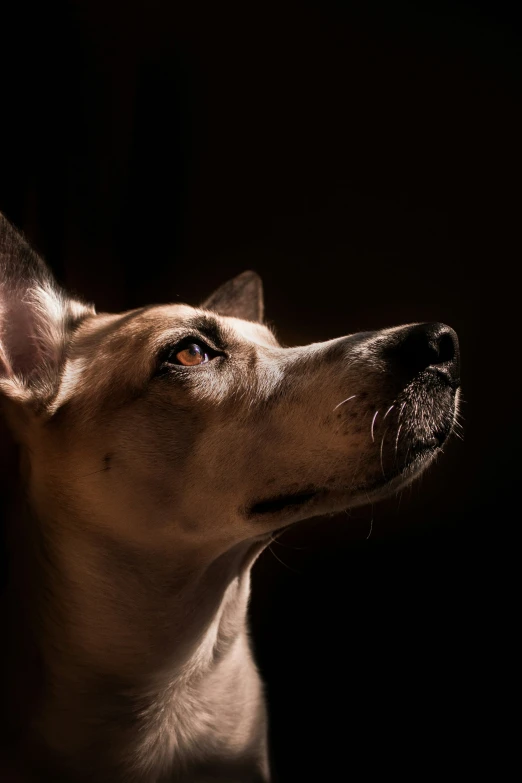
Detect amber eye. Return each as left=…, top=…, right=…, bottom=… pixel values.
left=175, top=343, right=210, bottom=366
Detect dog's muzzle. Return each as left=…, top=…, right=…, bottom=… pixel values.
left=374, top=321, right=461, bottom=479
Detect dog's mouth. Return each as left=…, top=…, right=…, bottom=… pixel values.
left=248, top=489, right=320, bottom=517
left=246, top=436, right=440, bottom=521
left=246, top=437, right=442, bottom=519
left=404, top=423, right=452, bottom=462
left=357, top=433, right=445, bottom=495
left=356, top=387, right=458, bottom=495
left=247, top=385, right=459, bottom=521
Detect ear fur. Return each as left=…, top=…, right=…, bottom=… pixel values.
left=202, top=271, right=264, bottom=323
left=0, top=213, right=93, bottom=407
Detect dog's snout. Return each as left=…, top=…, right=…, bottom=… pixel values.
left=387, top=322, right=460, bottom=387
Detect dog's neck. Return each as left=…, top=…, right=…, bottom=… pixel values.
left=3, top=495, right=269, bottom=781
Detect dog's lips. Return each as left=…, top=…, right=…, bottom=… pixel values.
left=356, top=436, right=445, bottom=497
left=247, top=490, right=320, bottom=517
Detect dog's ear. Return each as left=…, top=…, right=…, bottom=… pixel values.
left=202, top=271, right=264, bottom=323
left=0, top=213, right=94, bottom=408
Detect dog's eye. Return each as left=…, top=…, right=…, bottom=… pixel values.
left=156, top=339, right=221, bottom=376
left=174, top=343, right=210, bottom=366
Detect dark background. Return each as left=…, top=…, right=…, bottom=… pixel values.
left=0, top=1, right=518, bottom=779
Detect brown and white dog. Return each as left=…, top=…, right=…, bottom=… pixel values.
left=0, top=213, right=460, bottom=782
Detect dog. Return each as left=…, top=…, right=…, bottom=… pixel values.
left=0, top=212, right=460, bottom=782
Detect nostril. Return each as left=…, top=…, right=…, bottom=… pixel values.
left=424, top=339, right=441, bottom=367
left=386, top=322, right=460, bottom=385
left=436, top=330, right=456, bottom=365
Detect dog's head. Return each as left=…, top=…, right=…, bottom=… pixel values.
left=0, top=214, right=460, bottom=561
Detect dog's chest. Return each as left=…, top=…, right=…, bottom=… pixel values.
left=129, top=640, right=268, bottom=782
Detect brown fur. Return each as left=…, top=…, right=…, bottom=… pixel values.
left=0, top=214, right=460, bottom=781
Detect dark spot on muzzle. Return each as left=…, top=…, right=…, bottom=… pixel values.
left=247, top=489, right=318, bottom=517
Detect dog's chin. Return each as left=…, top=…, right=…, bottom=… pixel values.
left=354, top=440, right=441, bottom=501
left=333, top=418, right=454, bottom=508
left=358, top=381, right=460, bottom=502
left=248, top=447, right=438, bottom=533
left=248, top=412, right=457, bottom=529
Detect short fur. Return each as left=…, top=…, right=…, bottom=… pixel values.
left=0, top=213, right=460, bottom=782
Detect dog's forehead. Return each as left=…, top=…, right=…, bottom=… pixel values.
left=77, top=303, right=276, bottom=348
left=214, top=314, right=278, bottom=348
left=131, top=304, right=278, bottom=348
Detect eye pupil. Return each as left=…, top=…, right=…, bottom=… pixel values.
left=173, top=341, right=210, bottom=367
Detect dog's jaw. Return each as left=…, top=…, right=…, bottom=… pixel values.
left=245, top=384, right=460, bottom=529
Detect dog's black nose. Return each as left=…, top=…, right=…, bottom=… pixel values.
left=386, top=322, right=460, bottom=387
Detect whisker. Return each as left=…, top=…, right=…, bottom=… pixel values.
left=333, top=394, right=357, bottom=411
left=364, top=492, right=375, bottom=522
left=75, top=467, right=111, bottom=479
left=348, top=436, right=365, bottom=491
left=268, top=544, right=301, bottom=574
left=270, top=535, right=307, bottom=551
left=383, top=405, right=395, bottom=421
left=371, top=410, right=379, bottom=442
left=366, top=518, right=373, bottom=540
left=396, top=488, right=404, bottom=511
left=395, top=423, right=403, bottom=455
left=380, top=427, right=389, bottom=478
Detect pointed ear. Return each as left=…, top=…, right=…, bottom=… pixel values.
left=202, top=270, right=264, bottom=322
left=0, top=213, right=94, bottom=406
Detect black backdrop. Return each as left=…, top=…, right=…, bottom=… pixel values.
left=0, top=1, right=518, bottom=779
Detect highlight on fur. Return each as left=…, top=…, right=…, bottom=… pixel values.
left=0, top=212, right=93, bottom=405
